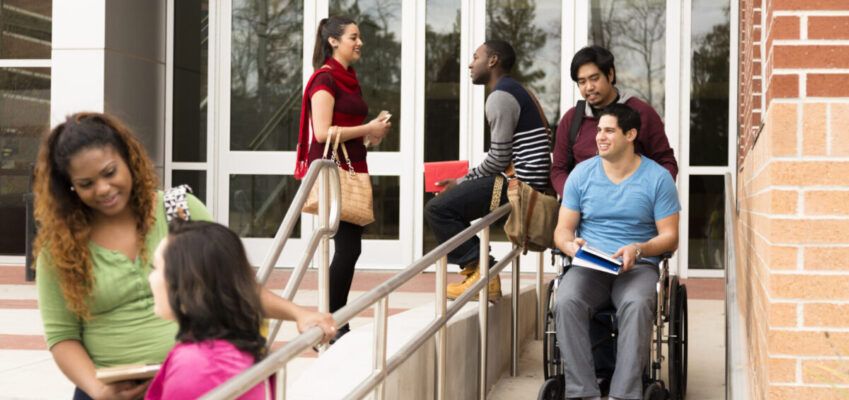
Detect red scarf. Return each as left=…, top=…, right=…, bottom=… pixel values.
left=294, top=57, right=361, bottom=179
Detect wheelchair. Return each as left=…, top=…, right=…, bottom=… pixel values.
left=538, top=250, right=688, bottom=400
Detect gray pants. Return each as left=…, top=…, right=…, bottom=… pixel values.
left=554, top=263, right=658, bottom=399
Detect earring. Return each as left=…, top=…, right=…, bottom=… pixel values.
left=70, top=186, right=75, bottom=192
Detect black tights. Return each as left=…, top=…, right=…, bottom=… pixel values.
left=329, top=221, right=364, bottom=327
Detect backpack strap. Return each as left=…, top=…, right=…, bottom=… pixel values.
left=565, top=100, right=586, bottom=173
left=163, top=184, right=192, bottom=222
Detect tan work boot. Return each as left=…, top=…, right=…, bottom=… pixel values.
left=446, top=263, right=502, bottom=302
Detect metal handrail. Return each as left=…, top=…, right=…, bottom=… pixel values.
left=205, top=202, right=546, bottom=400
left=724, top=172, right=748, bottom=398
left=255, top=159, right=341, bottom=345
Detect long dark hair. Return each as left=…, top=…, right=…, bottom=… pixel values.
left=33, top=112, right=158, bottom=319
left=163, top=221, right=266, bottom=362
left=312, top=15, right=356, bottom=69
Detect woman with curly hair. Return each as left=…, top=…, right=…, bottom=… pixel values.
left=34, top=112, right=336, bottom=400
left=146, top=221, right=271, bottom=399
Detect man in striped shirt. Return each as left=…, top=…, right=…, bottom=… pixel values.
left=424, top=39, right=551, bottom=301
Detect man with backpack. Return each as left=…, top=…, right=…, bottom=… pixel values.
left=551, top=45, right=677, bottom=196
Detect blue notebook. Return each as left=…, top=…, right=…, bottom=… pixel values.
left=572, top=245, right=623, bottom=275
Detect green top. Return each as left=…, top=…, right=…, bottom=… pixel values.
left=36, top=192, right=212, bottom=368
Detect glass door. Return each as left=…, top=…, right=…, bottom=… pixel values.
left=211, top=0, right=413, bottom=267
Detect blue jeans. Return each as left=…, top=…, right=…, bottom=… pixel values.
left=424, top=175, right=508, bottom=268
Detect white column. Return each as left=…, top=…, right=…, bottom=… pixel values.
left=50, top=0, right=107, bottom=125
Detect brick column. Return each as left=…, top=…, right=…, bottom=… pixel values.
left=737, top=1, right=849, bottom=398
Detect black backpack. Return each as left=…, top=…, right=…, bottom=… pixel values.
left=564, top=100, right=586, bottom=173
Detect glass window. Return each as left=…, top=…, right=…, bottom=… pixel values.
left=486, top=0, right=561, bottom=126
left=689, top=175, right=725, bottom=269
left=230, top=0, right=303, bottom=151
left=173, top=0, right=208, bottom=162
left=363, top=175, right=399, bottom=240
left=588, top=0, right=666, bottom=116
left=690, top=0, right=730, bottom=166
left=0, top=67, right=50, bottom=254
left=171, top=170, right=207, bottom=204
left=422, top=0, right=461, bottom=253
left=229, top=174, right=301, bottom=238
left=0, top=0, right=52, bottom=59
left=329, top=0, right=402, bottom=152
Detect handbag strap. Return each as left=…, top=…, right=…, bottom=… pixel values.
left=523, top=187, right=538, bottom=249
left=523, top=85, right=551, bottom=135
left=490, top=175, right=505, bottom=211
left=335, top=130, right=357, bottom=177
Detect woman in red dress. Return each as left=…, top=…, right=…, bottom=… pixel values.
left=295, top=15, right=392, bottom=342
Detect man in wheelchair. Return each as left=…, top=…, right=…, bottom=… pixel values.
left=552, top=103, right=680, bottom=400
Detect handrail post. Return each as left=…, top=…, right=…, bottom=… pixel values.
left=511, top=248, right=520, bottom=377
left=435, top=256, right=448, bottom=400
left=536, top=251, right=544, bottom=340
left=316, top=167, right=332, bottom=355
left=276, top=366, right=286, bottom=400
left=318, top=168, right=331, bottom=317
left=478, top=227, right=490, bottom=400
left=373, top=297, right=389, bottom=400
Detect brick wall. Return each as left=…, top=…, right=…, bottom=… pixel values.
left=736, top=0, right=849, bottom=398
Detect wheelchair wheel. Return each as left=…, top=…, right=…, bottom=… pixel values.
left=643, top=381, right=668, bottom=400
left=667, top=280, right=688, bottom=400
left=537, top=377, right=562, bottom=400
left=542, top=278, right=563, bottom=380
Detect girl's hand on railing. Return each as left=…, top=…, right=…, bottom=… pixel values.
left=296, top=310, right=337, bottom=344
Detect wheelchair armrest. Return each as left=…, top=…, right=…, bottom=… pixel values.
left=659, top=252, right=675, bottom=261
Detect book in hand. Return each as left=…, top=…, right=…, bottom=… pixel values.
left=96, top=363, right=161, bottom=384
left=572, top=245, right=623, bottom=275
left=424, top=161, right=469, bottom=193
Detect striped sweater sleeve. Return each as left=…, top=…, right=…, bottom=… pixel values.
left=460, top=90, right=520, bottom=182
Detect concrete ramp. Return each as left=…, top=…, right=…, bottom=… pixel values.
left=288, top=284, right=538, bottom=399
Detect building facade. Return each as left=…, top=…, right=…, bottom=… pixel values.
left=735, top=0, right=849, bottom=398
left=1, top=0, right=736, bottom=280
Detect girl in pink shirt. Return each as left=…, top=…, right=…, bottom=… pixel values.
left=146, top=221, right=272, bottom=399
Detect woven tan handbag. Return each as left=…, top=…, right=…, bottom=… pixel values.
left=302, top=127, right=375, bottom=226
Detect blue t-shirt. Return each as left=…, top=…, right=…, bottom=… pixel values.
left=562, top=155, right=680, bottom=265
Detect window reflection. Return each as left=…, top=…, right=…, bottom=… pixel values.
left=689, top=175, right=725, bottom=269
left=0, top=0, right=52, bottom=59
left=588, top=0, right=666, bottom=116
left=173, top=0, right=208, bottom=162
left=486, top=0, right=561, bottom=126
left=329, top=0, right=402, bottom=152
left=423, top=0, right=461, bottom=253
left=363, top=175, right=399, bottom=240
left=229, top=174, right=301, bottom=238
left=690, top=0, right=730, bottom=166
left=231, top=0, right=303, bottom=151
left=0, top=67, right=50, bottom=254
